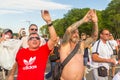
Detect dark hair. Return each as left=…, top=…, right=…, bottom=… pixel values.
left=99, top=29, right=109, bottom=34
left=29, top=24, right=38, bottom=29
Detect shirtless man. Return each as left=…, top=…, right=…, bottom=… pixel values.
left=60, top=9, right=98, bottom=80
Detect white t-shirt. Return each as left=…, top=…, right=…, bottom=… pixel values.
left=92, top=39, right=113, bottom=70
left=0, top=39, right=22, bottom=70
left=113, top=71, right=120, bottom=80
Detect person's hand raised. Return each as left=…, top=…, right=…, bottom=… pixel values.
left=41, top=10, right=52, bottom=24
left=91, top=10, right=98, bottom=23
left=82, top=9, right=93, bottom=22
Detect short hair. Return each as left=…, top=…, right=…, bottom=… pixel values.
left=28, top=32, right=39, bottom=37
left=29, top=24, right=38, bottom=29
left=99, top=29, right=110, bottom=34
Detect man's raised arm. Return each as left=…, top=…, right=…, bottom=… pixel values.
left=67, top=10, right=93, bottom=32
left=84, top=10, right=98, bottom=48
left=91, top=10, right=98, bottom=41
left=41, top=10, right=57, bottom=50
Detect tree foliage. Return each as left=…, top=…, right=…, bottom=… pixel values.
left=102, top=0, right=120, bottom=39
left=40, top=0, right=120, bottom=39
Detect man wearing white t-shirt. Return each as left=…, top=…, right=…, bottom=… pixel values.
left=92, top=29, right=116, bottom=80
left=0, top=29, right=22, bottom=79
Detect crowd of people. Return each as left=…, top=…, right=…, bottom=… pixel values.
left=0, top=9, right=120, bottom=80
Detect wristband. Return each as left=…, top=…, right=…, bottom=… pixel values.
left=47, top=22, right=53, bottom=27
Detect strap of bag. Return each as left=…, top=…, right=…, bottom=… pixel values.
left=95, top=40, right=102, bottom=66
left=96, top=40, right=100, bottom=53
left=108, top=41, right=117, bottom=55
left=61, top=41, right=80, bottom=69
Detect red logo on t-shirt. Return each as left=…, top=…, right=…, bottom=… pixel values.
left=23, top=56, right=37, bottom=70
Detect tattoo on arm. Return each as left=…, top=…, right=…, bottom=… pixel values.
left=91, top=22, right=98, bottom=41
left=84, top=22, right=98, bottom=48
left=69, top=19, right=84, bottom=32
left=78, top=41, right=84, bottom=55
left=62, top=19, right=84, bottom=45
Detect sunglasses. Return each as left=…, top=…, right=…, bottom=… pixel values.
left=30, top=28, right=38, bottom=31
left=28, top=37, right=40, bottom=40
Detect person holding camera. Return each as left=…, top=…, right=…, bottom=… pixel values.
left=0, top=29, right=13, bottom=79
left=18, top=28, right=26, bottom=40
left=0, top=29, right=22, bottom=79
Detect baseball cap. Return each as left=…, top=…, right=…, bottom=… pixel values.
left=3, top=29, right=13, bottom=34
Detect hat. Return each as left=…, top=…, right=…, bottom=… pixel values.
left=3, top=29, right=13, bottom=34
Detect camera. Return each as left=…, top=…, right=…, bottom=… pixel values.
left=4, top=35, right=9, bottom=39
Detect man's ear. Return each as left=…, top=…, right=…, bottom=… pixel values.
left=100, top=33, right=102, bottom=38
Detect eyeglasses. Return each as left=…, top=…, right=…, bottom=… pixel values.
left=30, top=28, right=38, bottom=31
left=28, top=37, right=40, bottom=40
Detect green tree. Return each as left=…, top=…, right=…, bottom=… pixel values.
left=40, top=0, right=120, bottom=39
left=40, top=8, right=103, bottom=37
left=102, top=0, right=120, bottom=39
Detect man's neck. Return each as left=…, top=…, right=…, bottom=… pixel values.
left=70, top=41, right=77, bottom=49
left=101, top=39, right=107, bottom=44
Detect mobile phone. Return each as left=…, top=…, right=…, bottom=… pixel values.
left=4, top=35, right=9, bottom=39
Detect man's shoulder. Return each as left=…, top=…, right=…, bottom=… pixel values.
left=18, top=48, right=29, bottom=57
left=61, top=42, right=70, bottom=47
left=92, top=40, right=101, bottom=49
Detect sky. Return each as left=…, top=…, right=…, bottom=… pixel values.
left=0, top=0, right=112, bottom=34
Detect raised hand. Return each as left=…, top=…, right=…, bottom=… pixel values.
left=82, top=9, right=93, bottom=22
left=91, top=10, right=98, bottom=23
left=41, top=10, right=52, bottom=24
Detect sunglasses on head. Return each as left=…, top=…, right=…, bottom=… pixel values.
left=30, top=28, right=38, bottom=31
left=28, top=37, right=40, bottom=40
